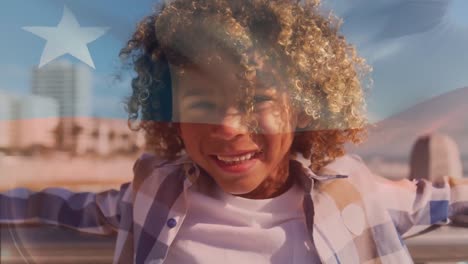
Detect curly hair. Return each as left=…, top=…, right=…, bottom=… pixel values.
left=120, top=0, right=371, bottom=172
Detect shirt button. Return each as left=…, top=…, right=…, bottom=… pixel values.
left=167, top=218, right=177, bottom=228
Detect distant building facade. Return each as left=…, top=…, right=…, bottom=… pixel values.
left=31, top=61, right=92, bottom=149
left=32, top=60, right=91, bottom=117
left=14, top=95, right=59, bottom=149
left=0, top=61, right=144, bottom=156
left=0, top=91, right=59, bottom=151
left=0, top=91, right=16, bottom=149
left=73, top=117, right=145, bottom=156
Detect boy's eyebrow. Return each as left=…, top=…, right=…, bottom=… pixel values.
left=180, top=88, right=209, bottom=97
left=180, top=87, right=277, bottom=98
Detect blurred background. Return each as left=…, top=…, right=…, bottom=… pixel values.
left=1, top=0, right=467, bottom=263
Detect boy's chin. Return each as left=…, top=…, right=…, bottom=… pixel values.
left=217, top=180, right=261, bottom=196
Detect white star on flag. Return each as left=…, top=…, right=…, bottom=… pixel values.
left=22, top=5, right=110, bottom=69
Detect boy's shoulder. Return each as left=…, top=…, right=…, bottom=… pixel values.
left=317, top=154, right=378, bottom=194
left=132, top=153, right=191, bottom=194
left=320, top=154, right=372, bottom=179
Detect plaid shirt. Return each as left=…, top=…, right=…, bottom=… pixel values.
left=1, top=153, right=468, bottom=264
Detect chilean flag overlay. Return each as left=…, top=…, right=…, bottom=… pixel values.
left=0, top=1, right=467, bottom=262
left=0, top=0, right=467, bottom=186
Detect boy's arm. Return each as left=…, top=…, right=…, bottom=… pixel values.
left=0, top=182, right=133, bottom=235
left=446, top=177, right=468, bottom=225
left=375, top=175, right=468, bottom=236
left=375, top=133, right=468, bottom=236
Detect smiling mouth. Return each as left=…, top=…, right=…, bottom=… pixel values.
left=210, top=152, right=260, bottom=174
left=210, top=151, right=262, bottom=167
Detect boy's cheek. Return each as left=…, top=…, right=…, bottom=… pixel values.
left=255, top=98, right=298, bottom=134
left=179, top=123, right=209, bottom=137
left=256, top=112, right=297, bottom=134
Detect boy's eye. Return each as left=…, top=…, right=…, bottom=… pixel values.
left=253, top=95, right=273, bottom=103
left=253, top=95, right=275, bottom=111
left=190, top=101, right=216, bottom=110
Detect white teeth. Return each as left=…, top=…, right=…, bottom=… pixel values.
left=217, top=152, right=255, bottom=163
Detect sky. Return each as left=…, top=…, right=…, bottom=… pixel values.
left=0, top=0, right=467, bottom=121
left=324, top=0, right=468, bottom=121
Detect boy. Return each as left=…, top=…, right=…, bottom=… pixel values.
left=2, top=0, right=468, bottom=263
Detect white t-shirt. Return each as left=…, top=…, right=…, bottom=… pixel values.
left=165, top=181, right=316, bottom=263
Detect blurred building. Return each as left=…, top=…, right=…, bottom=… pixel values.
left=0, top=91, right=16, bottom=149
left=14, top=95, right=59, bottom=149
left=32, top=60, right=91, bottom=117
left=31, top=61, right=92, bottom=149
left=1, top=61, right=144, bottom=156
left=73, top=117, right=145, bottom=156
left=0, top=91, right=59, bottom=151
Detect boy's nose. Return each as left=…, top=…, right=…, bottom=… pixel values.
left=211, top=107, right=249, bottom=140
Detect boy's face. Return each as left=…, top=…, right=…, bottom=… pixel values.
left=171, top=55, right=302, bottom=198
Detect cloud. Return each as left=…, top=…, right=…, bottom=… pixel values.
left=321, top=0, right=468, bottom=120
left=373, top=0, right=448, bottom=41
left=331, top=0, right=449, bottom=46
left=360, top=38, right=406, bottom=63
